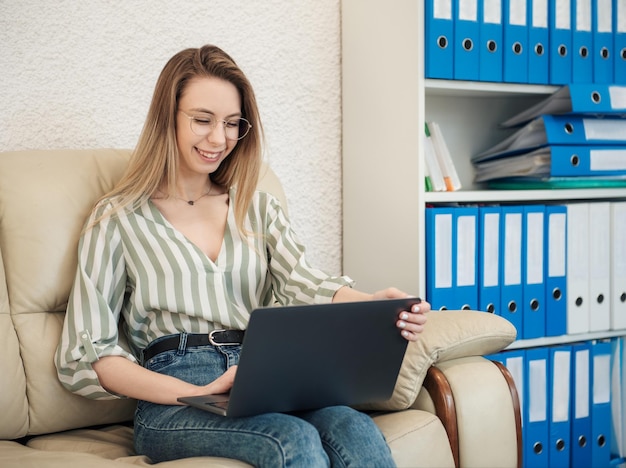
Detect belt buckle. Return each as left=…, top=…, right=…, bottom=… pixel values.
left=209, top=329, right=239, bottom=346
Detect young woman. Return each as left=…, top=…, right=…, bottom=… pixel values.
left=56, top=44, right=429, bottom=467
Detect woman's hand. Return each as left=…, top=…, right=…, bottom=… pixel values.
left=201, top=365, right=238, bottom=395
left=372, top=287, right=430, bottom=342
left=395, top=301, right=429, bottom=341
left=93, top=356, right=239, bottom=405
left=333, top=286, right=430, bottom=342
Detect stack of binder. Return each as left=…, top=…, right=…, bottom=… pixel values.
left=471, top=84, right=626, bottom=187
left=489, top=338, right=625, bottom=468
left=425, top=0, right=626, bottom=85
left=425, top=200, right=626, bottom=340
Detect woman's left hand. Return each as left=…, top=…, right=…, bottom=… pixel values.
left=373, top=287, right=430, bottom=342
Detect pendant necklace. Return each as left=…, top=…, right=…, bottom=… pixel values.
left=171, top=182, right=213, bottom=206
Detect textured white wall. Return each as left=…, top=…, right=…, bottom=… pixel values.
left=0, top=0, right=343, bottom=274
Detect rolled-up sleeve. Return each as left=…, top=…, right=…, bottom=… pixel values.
left=263, top=194, right=354, bottom=305
left=55, top=204, right=135, bottom=400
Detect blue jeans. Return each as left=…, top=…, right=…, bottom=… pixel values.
left=134, top=333, right=395, bottom=467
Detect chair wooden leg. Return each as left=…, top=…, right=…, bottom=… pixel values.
left=491, top=360, right=523, bottom=468
left=423, top=366, right=459, bottom=468
left=425, top=360, right=523, bottom=468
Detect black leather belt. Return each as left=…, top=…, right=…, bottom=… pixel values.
left=143, top=330, right=245, bottom=362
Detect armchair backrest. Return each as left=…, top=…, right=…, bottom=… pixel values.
left=0, top=149, right=287, bottom=439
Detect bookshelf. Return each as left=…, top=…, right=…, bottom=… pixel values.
left=341, top=0, right=626, bottom=298
left=425, top=188, right=626, bottom=204
left=342, top=0, right=626, bottom=463
left=341, top=1, right=626, bottom=341
left=506, top=329, right=626, bottom=350
left=342, top=3, right=626, bottom=464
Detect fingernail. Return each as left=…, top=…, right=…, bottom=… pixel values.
left=401, top=313, right=409, bottom=320
left=399, top=321, right=406, bottom=328
left=412, top=305, right=421, bottom=313
left=402, top=330, right=409, bottom=337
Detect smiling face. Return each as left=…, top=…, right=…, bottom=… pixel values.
left=176, top=76, right=242, bottom=180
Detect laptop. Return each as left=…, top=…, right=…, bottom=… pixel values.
left=177, top=297, right=419, bottom=418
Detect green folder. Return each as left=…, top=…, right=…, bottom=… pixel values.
left=488, top=177, right=626, bottom=190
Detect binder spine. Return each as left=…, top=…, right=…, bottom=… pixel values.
left=566, top=203, right=590, bottom=335
left=426, top=0, right=455, bottom=79
left=500, top=206, right=524, bottom=337
left=426, top=207, right=455, bottom=311
left=588, top=202, right=612, bottom=333
left=549, top=346, right=572, bottom=467
left=592, top=0, right=614, bottom=83
left=528, top=0, right=550, bottom=84
left=523, top=205, right=546, bottom=340
left=616, top=0, right=626, bottom=84
left=454, top=206, right=479, bottom=310
left=572, top=0, right=594, bottom=83
left=503, top=0, right=529, bottom=83
left=549, top=146, right=626, bottom=177
left=549, top=0, right=573, bottom=85
left=610, top=202, right=626, bottom=331
left=479, top=0, right=504, bottom=82
left=571, top=342, right=592, bottom=468
left=545, top=205, right=568, bottom=337
left=478, top=206, right=502, bottom=315
left=590, top=340, right=612, bottom=467
left=525, top=347, right=550, bottom=467
left=454, top=0, right=481, bottom=81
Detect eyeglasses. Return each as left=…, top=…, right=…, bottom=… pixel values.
left=179, top=110, right=252, bottom=141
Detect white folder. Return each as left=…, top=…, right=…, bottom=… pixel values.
left=423, top=130, right=447, bottom=192
left=611, top=202, right=626, bottom=330
left=588, top=202, right=611, bottom=332
left=567, top=203, right=590, bottom=334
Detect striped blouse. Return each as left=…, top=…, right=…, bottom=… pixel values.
left=55, top=188, right=353, bottom=399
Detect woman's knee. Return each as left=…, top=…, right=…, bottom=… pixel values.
left=302, top=405, right=377, bottom=434
left=136, top=409, right=330, bottom=467
left=300, top=406, right=394, bottom=467
left=254, top=414, right=330, bottom=466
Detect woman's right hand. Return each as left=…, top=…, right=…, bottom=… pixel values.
left=202, top=365, right=237, bottom=395
left=93, top=356, right=239, bottom=404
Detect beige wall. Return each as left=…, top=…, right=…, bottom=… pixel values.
left=0, top=0, right=343, bottom=274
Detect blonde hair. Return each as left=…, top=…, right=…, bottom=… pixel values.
left=96, top=45, right=263, bottom=235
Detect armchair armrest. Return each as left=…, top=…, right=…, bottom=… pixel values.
left=357, top=310, right=517, bottom=413
left=354, top=310, right=520, bottom=467
left=414, top=356, right=522, bottom=468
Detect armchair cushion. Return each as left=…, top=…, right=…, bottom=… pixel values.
left=357, top=310, right=517, bottom=411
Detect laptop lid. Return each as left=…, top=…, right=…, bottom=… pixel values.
left=178, top=298, right=417, bottom=418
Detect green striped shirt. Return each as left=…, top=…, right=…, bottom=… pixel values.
left=55, top=189, right=353, bottom=399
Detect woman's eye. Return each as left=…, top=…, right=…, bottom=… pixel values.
left=194, top=117, right=213, bottom=125
left=225, top=120, right=239, bottom=128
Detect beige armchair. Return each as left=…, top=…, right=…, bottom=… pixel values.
left=0, top=149, right=521, bottom=467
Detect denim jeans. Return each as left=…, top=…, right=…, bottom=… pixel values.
left=134, top=333, right=395, bottom=467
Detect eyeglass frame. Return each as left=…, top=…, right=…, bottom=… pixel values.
left=178, top=110, right=252, bottom=141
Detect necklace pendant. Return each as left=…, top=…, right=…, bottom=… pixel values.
left=187, top=201, right=194, bottom=206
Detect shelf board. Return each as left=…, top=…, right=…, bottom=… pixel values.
left=425, top=188, right=626, bottom=203
left=506, top=329, right=626, bottom=350
left=425, top=79, right=559, bottom=97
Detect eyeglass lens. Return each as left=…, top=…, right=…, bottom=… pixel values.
left=190, top=115, right=251, bottom=140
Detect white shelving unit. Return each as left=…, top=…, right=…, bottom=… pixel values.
left=341, top=0, right=626, bottom=348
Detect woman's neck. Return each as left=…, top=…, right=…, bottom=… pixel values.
left=171, top=172, right=213, bottom=200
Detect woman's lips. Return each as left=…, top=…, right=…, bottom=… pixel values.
left=196, top=147, right=221, bottom=162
